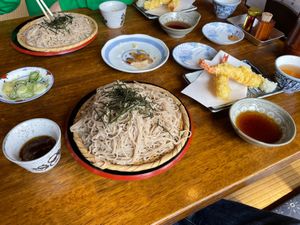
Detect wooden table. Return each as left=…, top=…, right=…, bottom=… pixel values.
left=0, top=1, right=299, bottom=225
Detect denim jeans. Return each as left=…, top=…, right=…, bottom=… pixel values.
left=174, top=199, right=300, bottom=225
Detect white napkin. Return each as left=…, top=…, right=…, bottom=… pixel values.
left=146, top=0, right=195, bottom=16
left=181, top=50, right=249, bottom=108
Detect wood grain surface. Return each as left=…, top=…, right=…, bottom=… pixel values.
left=0, top=1, right=299, bottom=225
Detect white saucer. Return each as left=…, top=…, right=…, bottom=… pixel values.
left=101, top=34, right=169, bottom=73
left=173, top=42, right=217, bottom=70
left=202, top=22, right=244, bottom=45
left=0, top=67, right=54, bottom=104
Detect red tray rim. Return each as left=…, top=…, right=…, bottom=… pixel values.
left=64, top=85, right=192, bottom=181
left=10, top=16, right=98, bottom=56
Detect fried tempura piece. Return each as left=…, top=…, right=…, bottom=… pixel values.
left=214, top=63, right=264, bottom=88
left=144, top=0, right=161, bottom=10
left=167, top=0, right=179, bottom=11
left=143, top=0, right=179, bottom=11
left=215, top=74, right=231, bottom=100
left=199, top=55, right=277, bottom=100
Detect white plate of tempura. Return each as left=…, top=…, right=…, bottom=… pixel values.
left=134, top=0, right=196, bottom=18
left=181, top=50, right=278, bottom=112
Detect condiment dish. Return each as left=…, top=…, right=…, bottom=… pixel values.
left=229, top=98, right=296, bottom=147
left=202, top=22, right=244, bottom=45
left=2, top=118, right=61, bottom=173
left=0, top=67, right=54, bottom=104
left=274, top=55, right=300, bottom=93
left=173, top=42, right=217, bottom=70
left=159, top=11, right=201, bottom=38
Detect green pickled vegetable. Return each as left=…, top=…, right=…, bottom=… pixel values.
left=2, top=71, right=49, bottom=100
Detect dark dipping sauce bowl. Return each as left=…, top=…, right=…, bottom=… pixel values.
left=159, top=11, right=201, bottom=38
left=2, top=118, right=61, bottom=173
left=229, top=98, right=296, bottom=147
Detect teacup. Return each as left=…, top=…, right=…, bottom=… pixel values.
left=275, top=55, right=300, bottom=93
left=2, top=118, right=61, bottom=173
left=212, top=0, right=241, bottom=19
left=99, top=1, right=127, bottom=29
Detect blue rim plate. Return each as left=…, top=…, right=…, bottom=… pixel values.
left=0, top=67, right=54, bottom=104
left=101, top=34, right=169, bottom=73
left=202, top=22, right=244, bottom=45
left=173, top=42, right=217, bottom=70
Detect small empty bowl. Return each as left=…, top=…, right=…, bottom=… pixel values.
left=213, top=0, right=241, bottom=19
left=229, top=98, right=296, bottom=147
left=159, top=11, right=201, bottom=38
left=274, top=55, right=300, bottom=93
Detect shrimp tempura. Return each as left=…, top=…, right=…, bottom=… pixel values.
left=214, top=63, right=264, bottom=88
left=199, top=55, right=277, bottom=100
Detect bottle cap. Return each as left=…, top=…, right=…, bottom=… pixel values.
left=261, top=12, right=273, bottom=22
left=248, top=7, right=262, bottom=17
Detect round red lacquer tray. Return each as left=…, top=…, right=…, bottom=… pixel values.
left=65, top=86, right=192, bottom=181
left=10, top=18, right=98, bottom=57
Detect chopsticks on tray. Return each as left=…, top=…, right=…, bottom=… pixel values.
left=36, top=0, right=54, bottom=21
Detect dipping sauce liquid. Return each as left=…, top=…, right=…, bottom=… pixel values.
left=236, top=111, right=282, bottom=143
left=165, top=21, right=191, bottom=29
left=19, top=136, right=56, bottom=161
left=280, top=64, right=300, bottom=78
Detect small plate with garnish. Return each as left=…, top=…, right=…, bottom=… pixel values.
left=173, top=42, right=217, bottom=70
left=101, top=34, right=169, bottom=73
left=229, top=98, right=296, bottom=147
left=202, top=22, right=244, bottom=45
left=0, top=67, right=54, bottom=104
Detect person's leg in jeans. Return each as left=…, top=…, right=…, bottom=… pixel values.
left=175, top=199, right=300, bottom=225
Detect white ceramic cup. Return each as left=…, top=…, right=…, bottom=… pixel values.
left=2, top=118, right=61, bottom=173
left=99, top=1, right=127, bottom=29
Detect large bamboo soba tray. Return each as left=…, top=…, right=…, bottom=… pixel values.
left=66, top=81, right=192, bottom=180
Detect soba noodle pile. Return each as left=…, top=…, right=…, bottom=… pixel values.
left=70, top=81, right=190, bottom=170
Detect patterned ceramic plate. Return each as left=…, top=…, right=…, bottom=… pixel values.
left=173, top=42, right=217, bottom=70
left=101, top=34, right=169, bottom=73
left=0, top=67, right=54, bottom=104
left=202, top=22, right=244, bottom=45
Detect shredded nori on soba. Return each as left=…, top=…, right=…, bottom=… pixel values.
left=95, top=82, right=155, bottom=124
left=40, top=13, right=73, bottom=34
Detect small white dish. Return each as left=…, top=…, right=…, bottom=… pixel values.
left=173, top=42, right=217, bottom=70
left=2, top=118, right=61, bottom=173
left=0, top=67, right=54, bottom=104
left=202, top=22, right=244, bottom=45
left=229, top=98, right=296, bottom=147
left=136, top=0, right=196, bottom=17
left=101, top=34, right=169, bottom=73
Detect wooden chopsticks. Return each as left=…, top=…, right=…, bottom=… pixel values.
left=36, top=0, right=54, bottom=21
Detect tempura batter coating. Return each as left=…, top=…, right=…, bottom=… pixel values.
left=198, top=55, right=277, bottom=100
left=214, top=63, right=264, bottom=88
left=143, top=0, right=179, bottom=11
left=215, top=74, right=231, bottom=99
